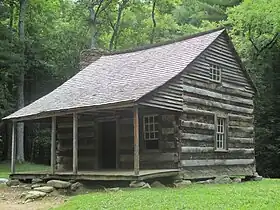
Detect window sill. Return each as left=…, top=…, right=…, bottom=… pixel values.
left=214, top=149, right=229, bottom=153
left=209, top=79, right=222, bottom=84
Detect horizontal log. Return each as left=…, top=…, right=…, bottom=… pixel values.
left=181, top=133, right=213, bottom=141
left=182, top=105, right=215, bottom=116
left=181, top=147, right=254, bottom=154
left=229, top=131, right=253, bottom=138
left=120, top=152, right=177, bottom=162
left=229, top=121, right=252, bottom=127
left=145, top=95, right=183, bottom=106
left=181, top=158, right=255, bottom=167
left=156, top=90, right=182, bottom=100
left=183, top=77, right=253, bottom=98
left=229, top=137, right=254, bottom=144
left=181, top=164, right=255, bottom=179
left=229, top=126, right=254, bottom=133
left=183, top=95, right=253, bottom=114
left=139, top=102, right=182, bottom=112
left=181, top=151, right=254, bottom=161
left=181, top=120, right=215, bottom=130
left=229, top=114, right=253, bottom=122
left=119, top=162, right=177, bottom=170
left=183, top=85, right=253, bottom=106
left=181, top=140, right=214, bottom=148
left=181, top=146, right=214, bottom=153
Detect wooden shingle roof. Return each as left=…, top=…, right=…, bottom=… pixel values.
left=4, top=28, right=225, bottom=120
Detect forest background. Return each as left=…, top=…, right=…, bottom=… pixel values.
left=0, top=0, right=279, bottom=177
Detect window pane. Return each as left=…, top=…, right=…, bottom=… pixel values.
left=144, top=117, right=149, bottom=123
left=155, top=132, right=159, bottom=139
left=150, top=132, right=155, bottom=139
left=145, top=133, right=149, bottom=140
left=150, top=124, right=154, bottom=131
left=155, top=123, right=159, bottom=131
left=145, top=124, right=149, bottom=132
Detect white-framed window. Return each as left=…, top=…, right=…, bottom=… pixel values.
left=210, top=64, right=222, bottom=82
left=143, top=115, right=159, bottom=149
left=215, top=117, right=227, bottom=150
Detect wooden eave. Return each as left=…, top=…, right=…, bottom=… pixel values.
left=7, top=100, right=135, bottom=122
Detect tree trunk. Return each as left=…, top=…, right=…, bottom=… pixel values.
left=17, top=0, right=28, bottom=163
left=150, top=0, right=156, bottom=44
left=109, top=0, right=128, bottom=50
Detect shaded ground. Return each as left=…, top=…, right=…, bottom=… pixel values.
left=0, top=185, right=67, bottom=210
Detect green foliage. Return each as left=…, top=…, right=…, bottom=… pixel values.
left=226, top=0, right=280, bottom=177
left=56, top=179, right=280, bottom=210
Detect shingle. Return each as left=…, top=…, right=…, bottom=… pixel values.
left=4, top=29, right=224, bottom=120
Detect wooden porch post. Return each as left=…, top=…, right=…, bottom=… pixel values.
left=133, top=106, right=140, bottom=176
left=116, top=116, right=120, bottom=169
left=73, top=113, right=78, bottom=174
left=51, top=116, right=56, bottom=174
left=11, top=121, right=16, bottom=174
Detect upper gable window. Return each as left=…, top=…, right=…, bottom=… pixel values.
left=210, top=64, right=222, bottom=82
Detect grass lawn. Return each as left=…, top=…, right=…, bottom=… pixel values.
left=0, top=161, right=50, bottom=178
left=56, top=179, right=280, bottom=210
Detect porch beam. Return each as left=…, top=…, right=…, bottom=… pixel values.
left=51, top=116, right=56, bottom=174
left=133, top=106, right=140, bottom=175
left=73, top=113, right=78, bottom=174
left=11, top=121, right=16, bottom=174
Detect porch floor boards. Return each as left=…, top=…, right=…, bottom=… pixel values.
left=10, top=169, right=180, bottom=181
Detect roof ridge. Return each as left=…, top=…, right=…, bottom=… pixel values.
left=103, top=27, right=225, bottom=56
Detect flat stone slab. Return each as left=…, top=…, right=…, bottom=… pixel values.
left=0, top=178, right=9, bottom=184
left=47, top=180, right=71, bottom=189
left=34, top=186, right=54, bottom=193
left=151, top=181, right=166, bottom=188
left=214, top=175, right=232, bottom=184
left=6, top=179, right=20, bottom=187
left=173, top=180, right=192, bottom=188
left=71, top=182, right=82, bottom=191
left=24, top=191, right=46, bottom=200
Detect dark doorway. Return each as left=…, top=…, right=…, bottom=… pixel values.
left=100, top=121, right=116, bottom=169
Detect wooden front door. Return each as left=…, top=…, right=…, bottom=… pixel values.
left=100, top=121, right=116, bottom=169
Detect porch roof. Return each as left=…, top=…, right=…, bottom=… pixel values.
left=4, top=28, right=224, bottom=121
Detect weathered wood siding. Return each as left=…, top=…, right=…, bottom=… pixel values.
left=56, top=114, right=97, bottom=171
left=180, top=33, right=256, bottom=178
left=139, top=78, right=183, bottom=112
left=119, top=108, right=180, bottom=169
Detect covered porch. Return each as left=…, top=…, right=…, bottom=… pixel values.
left=9, top=103, right=180, bottom=181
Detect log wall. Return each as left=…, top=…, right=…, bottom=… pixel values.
left=56, top=114, right=97, bottom=171
left=119, top=108, right=180, bottom=169
left=56, top=109, right=180, bottom=171
left=180, top=33, right=256, bottom=178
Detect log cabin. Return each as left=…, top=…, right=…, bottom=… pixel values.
left=4, top=28, right=257, bottom=181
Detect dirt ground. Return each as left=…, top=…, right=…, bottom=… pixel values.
left=0, top=184, right=68, bottom=210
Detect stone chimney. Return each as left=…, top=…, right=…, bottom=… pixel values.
left=79, top=48, right=107, bottom=70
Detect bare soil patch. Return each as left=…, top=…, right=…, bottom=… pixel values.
left=0, top=184, right=67, bottom=210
